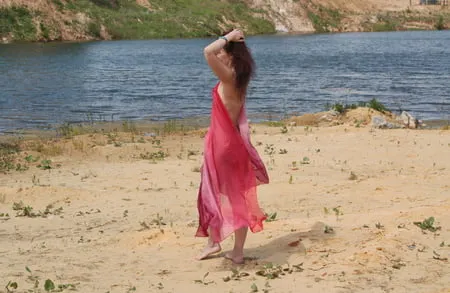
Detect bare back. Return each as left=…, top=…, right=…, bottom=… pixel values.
left=217, top=82, right=243, bottom=126
left=202, top=29, right=249, bottom=128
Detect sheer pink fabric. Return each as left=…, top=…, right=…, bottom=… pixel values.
left=196, top=82, right=269, bottom=243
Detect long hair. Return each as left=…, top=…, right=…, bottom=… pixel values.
left=222, top=30, right=255, bottom=98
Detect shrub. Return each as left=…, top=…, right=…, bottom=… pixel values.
left=435, top=15, right=445, bottom=30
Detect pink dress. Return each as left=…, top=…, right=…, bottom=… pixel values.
left=195, top=82, right=269, bottom=243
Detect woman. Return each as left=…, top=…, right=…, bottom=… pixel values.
left=195, top=29, right=269, bottom=264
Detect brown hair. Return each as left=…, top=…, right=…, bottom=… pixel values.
left=222, top=30, right=255, bottom=98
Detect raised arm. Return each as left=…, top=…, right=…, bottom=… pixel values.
left=203, top=29, right=245, bottom=83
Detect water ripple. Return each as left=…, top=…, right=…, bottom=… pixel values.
left=0, top=31, right=449, bottom=132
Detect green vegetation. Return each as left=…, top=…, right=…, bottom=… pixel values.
left=435, top=15, right=445, bottom=30
left=13, top=201, right=64, bottom=218
left=306, top=4, right=342, bottom=33
left=365, top=11, right=450, bottom=32
left=0, top=142, right=22, bottom=173
left=40, top=22, right=50, bottom=40
left=73, top=0, right=272, bottom=40
left=1, top=0, right=275, bottom=41
left=263, top=121, right=286, bottom=127
left=95, top=0, right=273, bottom=39
left=264, top=212, right=277, bottom=222
left=371, top=14, right=400, bottom=32
left=325, top=98, right=389, bottom=114
left=0, top=6, right=36, bottom=41
left=413, top=217, right=441, bottom=232
left=371, top=22, right=398, bottom=32
left=306, top=4, right=449, bottom=34
left=140, top=150, right=167, bottom=161
left=6, top=268, right=77, bottom=292
left=367, top=98, right=388, bottom=113
left=88, top=0, right=121, bottom=9
left=325, top=102, right=360, bottom=114
left=1, top=139, right=66, bottom=174
left=51, top=0, right=65, bottom=11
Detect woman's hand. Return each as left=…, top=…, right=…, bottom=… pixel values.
left=225, top=29, right=245, bottom=42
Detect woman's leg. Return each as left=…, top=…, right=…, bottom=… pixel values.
left=196, top=233, right=221, bottom=260
left=225, top=227, right=248, bottom=264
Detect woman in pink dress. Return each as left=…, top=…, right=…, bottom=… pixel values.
left=195, top=29, right=269, bottom=264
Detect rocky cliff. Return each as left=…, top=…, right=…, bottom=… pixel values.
left=0, top=0, right=448, bottom=43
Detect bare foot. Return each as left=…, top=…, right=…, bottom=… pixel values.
left=224, top=251, right=245, bottom=264
left=196, top=243, right=221, bottom=260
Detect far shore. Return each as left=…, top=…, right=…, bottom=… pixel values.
left=2, top=27, right=449, bottom=45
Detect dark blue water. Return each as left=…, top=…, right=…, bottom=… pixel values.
left=1, top=30, right=449, bottom=133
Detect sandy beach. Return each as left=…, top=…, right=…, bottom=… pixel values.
left=1, top=110, right=449, bottom=293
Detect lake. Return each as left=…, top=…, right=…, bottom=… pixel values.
left=1, top=30, right=449, bottom=133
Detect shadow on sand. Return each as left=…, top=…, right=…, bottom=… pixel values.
left=215, top=221, right=335, bottom=271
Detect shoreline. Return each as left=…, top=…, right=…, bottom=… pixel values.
left=1, top=110, right=448, bottom=143
left=2, top=28, right=449, bottom=45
